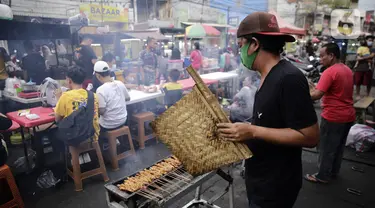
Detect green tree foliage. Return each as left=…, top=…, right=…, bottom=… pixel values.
left=319, top=0, right=351, bottom=9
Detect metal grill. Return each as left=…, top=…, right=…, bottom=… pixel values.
left=134, top=167, right=193, bottom=201
left=105, top=157, right=234, bottom=208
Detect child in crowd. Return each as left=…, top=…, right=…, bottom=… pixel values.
left=160, top=69, right=183, bottom=108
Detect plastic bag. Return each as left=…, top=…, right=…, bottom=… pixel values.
left=346, top=124, right=375, bottom=152
left=12, top=148, right=36, bottom=173
left=37, top=170, right=60, bottom=189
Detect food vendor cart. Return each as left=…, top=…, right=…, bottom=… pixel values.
left=105, top=156, right=234, bottom=208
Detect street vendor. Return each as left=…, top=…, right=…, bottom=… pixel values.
left=74, top=35, right=98, bottom=89
left=140, top=37, right=158, bottom=86
left=22, top=41, right=48, bottom=85
left=217, top=12, right=319, bottom=207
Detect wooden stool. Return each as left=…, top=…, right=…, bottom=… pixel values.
left=354, top=97, right=375, bottom=124
left=132, top=112, right=156, bottom=149
left=106, top=126, right=136, bottom=171
left=67, top=141, right=109, bottom=191
left=0, top=165, right=24, bottom=208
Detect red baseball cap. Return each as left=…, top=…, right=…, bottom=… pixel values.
left=237, top=12, right=295, bottom=42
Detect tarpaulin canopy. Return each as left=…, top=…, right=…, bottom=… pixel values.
left=185, top=24, right=221, bottom=38
left=228, top=27, right=237, bottom=35
left=268, top=10, right=306, bottom=36
left=0, top=19, right=71, bottom=40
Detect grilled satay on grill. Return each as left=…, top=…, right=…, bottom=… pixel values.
left=118, top=156, right=182, bottom=192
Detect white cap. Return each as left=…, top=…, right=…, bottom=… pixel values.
left=94, top=61, right=110, bottom=73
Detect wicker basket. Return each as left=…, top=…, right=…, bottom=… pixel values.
left=151, top=66, right=252, bottom=175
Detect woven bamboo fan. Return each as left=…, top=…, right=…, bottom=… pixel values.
left=151, top=66, right=253, bottom=175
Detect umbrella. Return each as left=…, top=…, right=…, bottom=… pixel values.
left=185, top=24, right=221, bottom=38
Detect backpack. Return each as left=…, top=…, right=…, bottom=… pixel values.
left=57, top=90, right=96, bottom=146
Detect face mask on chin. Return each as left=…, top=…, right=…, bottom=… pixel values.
left=240, top=43, right=258, bottom=70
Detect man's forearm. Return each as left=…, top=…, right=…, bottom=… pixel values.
left=251, top=125, right=318, bottom=148
left=310, top=91, right=320, bottom=101
left=55, top=114, right=63, bottom=122
left=358, top=54, right=374, bottom=61
left=310, top=89, right=323, bottom=101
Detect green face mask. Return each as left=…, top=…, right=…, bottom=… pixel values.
left=240, top=43, right=258, bottom=70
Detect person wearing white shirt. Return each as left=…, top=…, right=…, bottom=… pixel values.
left=94, top=61, right=130, bottom=132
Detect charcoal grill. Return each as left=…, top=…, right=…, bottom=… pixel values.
left=105, top=157, right=234, bottom=208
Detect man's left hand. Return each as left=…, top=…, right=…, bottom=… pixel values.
left=217, top=123, right=254, bottom=142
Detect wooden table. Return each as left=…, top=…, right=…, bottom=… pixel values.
left=354, top=97, right=375, bottom=124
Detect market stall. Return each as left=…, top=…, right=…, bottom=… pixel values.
left=178, top=24, right=221, bottom=75
left=0, top=19, right=73, bottom=112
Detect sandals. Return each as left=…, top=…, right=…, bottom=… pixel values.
left=304, top=173, right=329, bottom=184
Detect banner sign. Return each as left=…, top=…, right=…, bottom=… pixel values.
left=229, top=17, right=239, bottom=27
left=330, top=9, right=361, bottom=39
left=363, top=10, right=374, bottom=33
left=79, top=4, right=128, bottom=23
left=0, top=0, right=11, bottom=7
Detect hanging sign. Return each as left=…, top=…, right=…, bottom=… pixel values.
left=79, top=4, right=128, bottom=23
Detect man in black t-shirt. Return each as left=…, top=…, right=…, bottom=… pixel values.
left=217, top=12, right=319, bottom=208
left=22, top=41, right=48, bottom=85
left=75, top=35, right=97, bottom=89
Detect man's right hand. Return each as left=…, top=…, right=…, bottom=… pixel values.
left=54, top=88, right=62, bottom=99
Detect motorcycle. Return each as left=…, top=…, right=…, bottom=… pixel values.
left=283, top=54, right=322, bottom=83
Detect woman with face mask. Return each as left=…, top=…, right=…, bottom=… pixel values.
left=216, top=12, right=319, bottom=208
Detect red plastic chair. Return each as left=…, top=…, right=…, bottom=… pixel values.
left=0, top=120, right=20, bottom=133
left=0, top=165, right=24, bottom=208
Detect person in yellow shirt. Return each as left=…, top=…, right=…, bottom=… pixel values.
left=354, top=40, right=371, bottom=70
left=54, top=66, right=100, bottom=145
left=160, top=69, right=183, bottom=108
